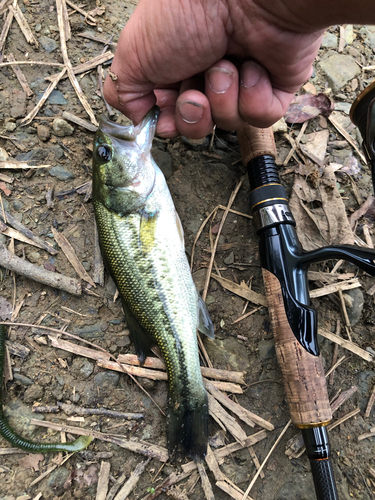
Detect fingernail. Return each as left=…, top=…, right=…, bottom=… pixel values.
left=178, top=100, right=204, bottom=124
left=207, top=67, right=233, bottom=94
left=241, top=61, right=261, bottom=88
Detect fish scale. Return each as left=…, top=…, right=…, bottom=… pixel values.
left=92, top=109, right=214, bottom=460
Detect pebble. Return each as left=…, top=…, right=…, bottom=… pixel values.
left=258, top=339, right=276, bottom=361
left=38, top=35, right=58, bottom=53
left=345, top=288, right=364, bottom=326
left=116, top=335, right=130, bottom=348
left=73, top=321, right=107, bottom=339
left=318, top=52, right=360, bottom=90
left=224, top=251, right=235, bottom=265
left=37, top=124, right=51, bottom=142
left=24, top=384, right=44, bottom=404
left=334, top=102, right=352, bottom=114
left=13, top=373, right=33, bottom=386
left=152, top=147, right=173, bottom=179
left=12, top=199, right=24, bottom=211
left=35, top=23, right=42, bottom=32
left=52, top=118, right=74, bottom=137
left=37, top=89, right=67, bottom=106
left=0, top=147, right=9, bottom=161
left=321, top=32, right=338, bottom=48
left=137, top=377, right=156, bottom=391
left=5, top=121, right=16, bottom=132
left=192, top=268, right=207, bottom=293
left=71, top=358, right=94, bottom=379
left=186, top=213, right=204, bottom=234
left=93, top=372, right=120, bottom=388
left=4, top=400, right=44, bottom=436
left=47, top=467, right=70, bottom=496
left=49, top=165, right=74, bottom=181
left=360, top=26, right=375, bottom=49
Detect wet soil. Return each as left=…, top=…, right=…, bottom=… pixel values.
left=0, top=4, right=374, bottom=500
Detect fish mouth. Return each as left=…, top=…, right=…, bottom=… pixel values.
left=99, top=106, right=160, bottom=141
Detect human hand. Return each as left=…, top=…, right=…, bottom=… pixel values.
left=103, top=0, right=325, bottom=138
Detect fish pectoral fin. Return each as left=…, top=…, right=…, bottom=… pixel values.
left=197, top=295, right=214, bottom=339
left=122, top=301, right=155, bottom=364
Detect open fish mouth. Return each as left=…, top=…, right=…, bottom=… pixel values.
left=99, top=106, right=160, bottom=142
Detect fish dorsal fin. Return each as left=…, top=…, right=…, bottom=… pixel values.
left=122, top=300, right=155, bottom=364
left=139, top=209, right=158, bottom=254
left=197, top=295, right=214, bottom=339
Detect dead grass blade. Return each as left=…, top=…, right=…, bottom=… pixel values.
left=0, top=8, right=13, bottom=52
left=6, top=53, right=33, bottom=96
left=56, top=0, right=98, bottom=125
left=20, top=68, right=67, bottom=126
left=62, top=111, right=98, bottom=132
left=211, top=274, right=267, bottom=306
left=10, top=2, right=38, bottom=47
left=318, top=328, right=374, bottom=362
left=113, top=459, right=151, bottom=500
left=52, top=228, right=96, bottom=287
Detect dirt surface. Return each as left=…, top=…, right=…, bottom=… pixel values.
left=0, top=4, right=375, bottom=500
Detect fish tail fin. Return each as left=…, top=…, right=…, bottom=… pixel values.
left=167, top=389, right=208, bottom=462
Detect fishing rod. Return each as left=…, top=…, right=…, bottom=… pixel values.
left=237, top=80, right=375, bottom=500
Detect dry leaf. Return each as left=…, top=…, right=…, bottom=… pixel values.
left=284, top=94, right=334, bottom=123
left=0, top=296, right=12, bottom=320
left=17, top=453, right=44, bottom=471
left=300, top=130, right=329, bottom=166
left=0, top=182, right=11, bottom=196
left=289, top=165, right=355, bottom=250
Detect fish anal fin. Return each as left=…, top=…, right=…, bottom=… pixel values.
left=122, top=301, right=155, bottom=364
left=197, top=295, right=214, bottom=339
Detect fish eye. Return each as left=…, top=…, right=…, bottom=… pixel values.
left=96, top=145, right=112, bottom=162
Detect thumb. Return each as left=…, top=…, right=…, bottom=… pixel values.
left=103, top=18, right=157, bottom=123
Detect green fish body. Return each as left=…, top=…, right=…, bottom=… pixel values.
left=92, top=108, right=214, bottom=461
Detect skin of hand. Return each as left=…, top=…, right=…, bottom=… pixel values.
left=103, top=0, right=326, bottom=138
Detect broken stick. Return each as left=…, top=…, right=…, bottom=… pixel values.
left=0, top=246, right=81, bottom=295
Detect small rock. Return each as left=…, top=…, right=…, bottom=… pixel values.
left=27, top=251, right=41, bottom=264
left=193, top=268, right=208, bottom=293
left=334, top=102, right=352, bottom=114
left=345, top=288, right=364, bottom=326
left=137, top=377, right=156, bottom=391
left=93, top=372, right=120, bottom=388
left=37, top=124, right=51, bottom=142
left=0, top=147, right=9, bottom=161
left=82, top=261, right=90, bottom=271
left=318, top=53, right=360, bottom=90
left=4, top=400, right=44, bottom=435
left=37, top=89, right=67, bottom=106
left=49, top=166, right=74, bottom=181
left=224, top=251, right=235, bottom=265
left=47, top=467, right=70, bottom=496
left=186, top=213, right=204, bottom=234
left=5, top=121, right=16, bottom=132
left=71, top=358, right=94, bottom=379
left=321, top=32, right=337, bottom=48
left=10, top=91, right=27, bottom=119
left=152, top=147, right=173, bottom=179
left=116, top=336, right=131, bottom=348
left=360, top=26, right=375, bottom=49
left=35, top=23, right=42, bottom=32
left=12, top=199, right=24, bottom=211
left=39, top=35, right=58, bottom=53
left=13, top=373, right=33, bottom=386
left=258, top=339, right=276, bottom=361
left=52, top=118, right=74, bottom=137
left=73, top=321, right=107, bottom=339
left=24, top=384, right=44, bottom=404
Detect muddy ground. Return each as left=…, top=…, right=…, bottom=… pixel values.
left=0, top=3, right=374, bottom=500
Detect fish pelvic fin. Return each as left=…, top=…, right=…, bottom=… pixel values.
left=122, top=300, right=155, bottom=364
left=167, top=389, right=209, bottom=462
left=197, top=295, right=214, bottom=339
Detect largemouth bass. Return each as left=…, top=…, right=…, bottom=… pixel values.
left=92, top=107, right=214, bottom=461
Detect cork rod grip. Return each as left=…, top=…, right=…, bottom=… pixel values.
left=237, top=124, right=277, bottom=165
left=263, top=269, right=332, bottom=427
